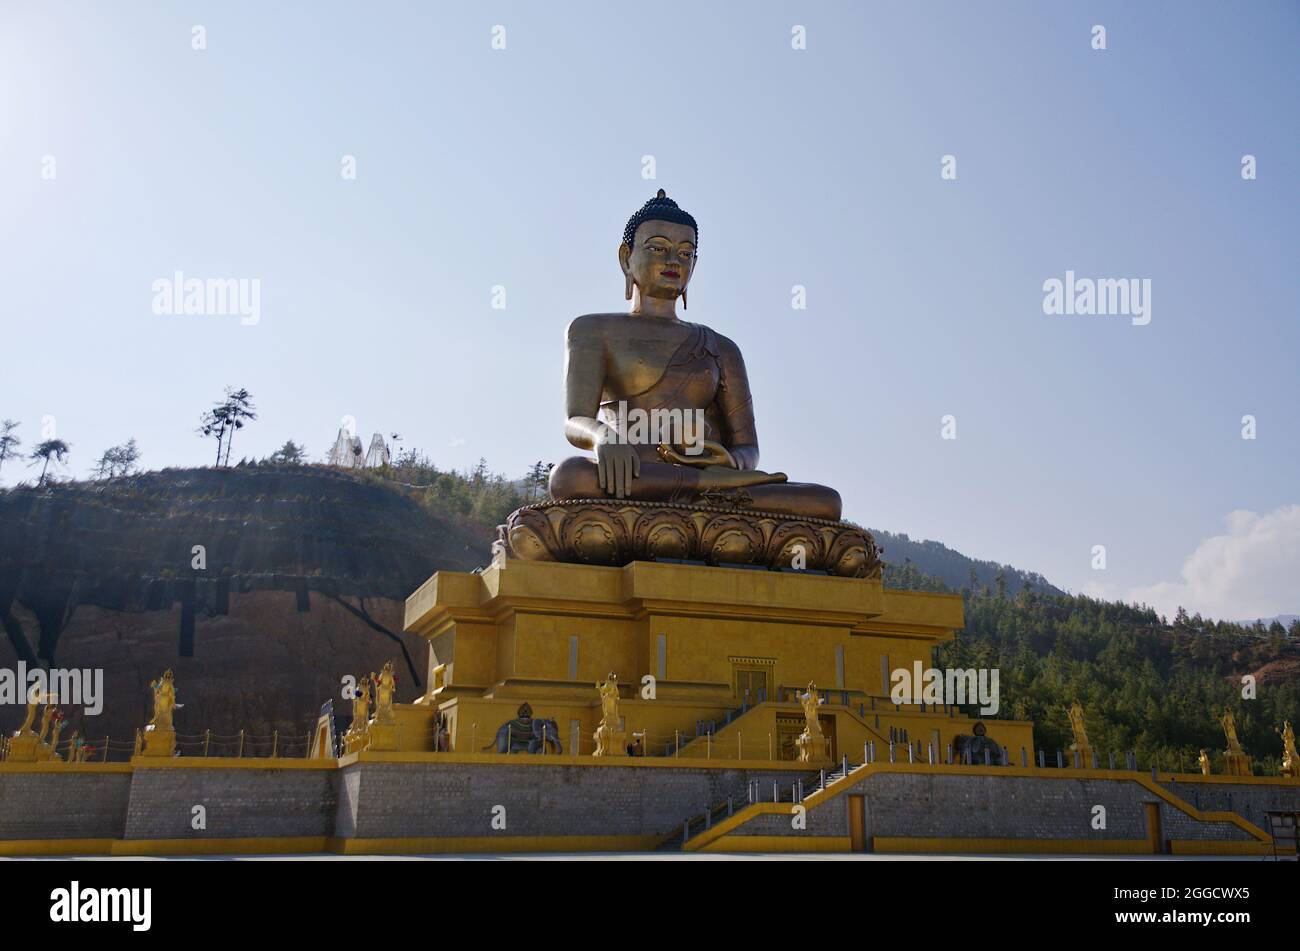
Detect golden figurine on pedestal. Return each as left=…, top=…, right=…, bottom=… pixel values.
left=365, top=661, right=401, bottom=751
left=593, top=673, right=627, bottom=757
left=499, top=190, right=880, bottom=578
left=1068, top=699, right=1094, bottom=767
left=796, top=682, right=831, bottom=764
left=1277, top=721, right=1298, bottom=779
left=5, top=689, right=55, bottom=762
left=343, top=675, right=372, bottom=755
left=1219, top=708, right=1253, bottom=776
left=372, top=661, right=397, bottom=725
left=140, top=670, right=178, bottom=757
left=1198, top=749, right=1212, bottom=776
left=148, top=670, right=177, bottom=732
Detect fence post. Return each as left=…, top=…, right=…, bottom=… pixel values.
left=204, top=730, right=211, bottom=757
left=271, top=730, right=279, bottom=758
left=238, top=730, right=245, bottom=758
left=103, top=737, right=109, bottom=763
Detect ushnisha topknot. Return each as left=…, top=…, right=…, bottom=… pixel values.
left=622, top=188, right=698, bottom=250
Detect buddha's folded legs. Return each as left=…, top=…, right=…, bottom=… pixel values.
left=548, top=456, right=842, bottom=521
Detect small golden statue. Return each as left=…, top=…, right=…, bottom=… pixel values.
left=1220, top=708, right=1242, bottom=753
left=47, top=710, right=65, bottom=760
left=800, top=683, right=824, bottom=739
left=343, top=676, right=372, bottom=754
left=593, top=672, right=626, bottom=757
left=6, top=694, right=60, bottom=763
left=372, top=661, right=397, bottom=725
left=1067, top=699, right=1094, bottom=766
left=1068, top=700, right=1089, bottom=747
left=1219, top=707, right=1252, bottom=776
left=148, top=669, right=178, bottom=732
left=1198, top=748, right=1211, bottom=776
left=352, top=675, right=371, bottom=727
left=796, top=682, right=831, bottom=764
left=1277, top=721, right=1298, bottom=778
left=139, top=669, right=179, bottom=757
left=364, top=662, right=402, bottom=751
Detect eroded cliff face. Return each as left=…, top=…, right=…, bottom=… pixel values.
left=0, top=466, right=493, bottom=746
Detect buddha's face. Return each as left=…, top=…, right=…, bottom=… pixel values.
left=620, top=220, right=696, bottom=301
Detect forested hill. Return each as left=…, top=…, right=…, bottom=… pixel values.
left=934, top=588, right=1300, bottom=774
left=872, top=529, right=1062, bottom=596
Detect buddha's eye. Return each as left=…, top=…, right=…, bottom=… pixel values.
left=647, top=245, right=666, bottom=254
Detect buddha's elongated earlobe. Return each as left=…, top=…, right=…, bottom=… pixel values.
left=625, top=274, right=634, bottom=301
left=681, top=288, right=687, bottom=310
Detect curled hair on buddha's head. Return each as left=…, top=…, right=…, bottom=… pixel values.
left=622, top=189, right=698, bottom=249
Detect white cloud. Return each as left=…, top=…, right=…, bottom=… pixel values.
left=1120, top=505, right=1300, bottom=620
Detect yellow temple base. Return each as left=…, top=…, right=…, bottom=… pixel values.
left=402, top=557, right=1035, bottom=763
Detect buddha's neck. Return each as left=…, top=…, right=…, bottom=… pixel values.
left=629, top=287, right=679, bottom=320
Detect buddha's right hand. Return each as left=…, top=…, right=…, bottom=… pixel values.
left=595, top=440, right=640, bottom=499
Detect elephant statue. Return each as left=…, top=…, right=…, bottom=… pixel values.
left=482, top=704, right=563, bottom=754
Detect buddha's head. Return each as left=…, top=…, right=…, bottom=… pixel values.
left=620, top=189, right=697, bottom=306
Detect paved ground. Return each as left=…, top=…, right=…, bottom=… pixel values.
left=4, top=852, right=1278, bottom=861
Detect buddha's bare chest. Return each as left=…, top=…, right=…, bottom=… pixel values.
left=601, top=324, right=698, bottom=396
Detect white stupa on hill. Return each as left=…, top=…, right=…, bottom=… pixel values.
left=327, top=428, right=390, bottom=469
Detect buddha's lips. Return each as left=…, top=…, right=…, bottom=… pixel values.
left=661, top=269, right=680, bottom=279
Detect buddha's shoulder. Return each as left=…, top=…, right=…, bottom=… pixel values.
left=566, top=313, right=625, bottom=338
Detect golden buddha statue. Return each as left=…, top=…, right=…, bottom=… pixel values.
left=548, top=190, right=841, bottom=521
left=500, top=192, right=879, bottom=578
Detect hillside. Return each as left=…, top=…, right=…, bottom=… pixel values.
left=871, top=529, right=1062, bottom=596
left=940, top=589, right=1300, bottom=774
left=0, top=465, right=498, bottom=745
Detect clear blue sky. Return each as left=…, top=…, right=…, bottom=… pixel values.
left=2, top=1, right=1297, bottom=619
